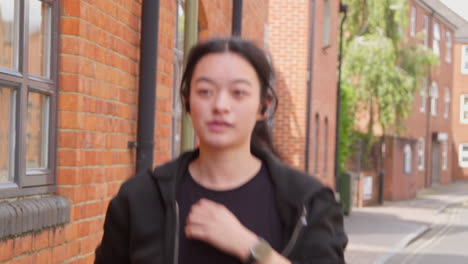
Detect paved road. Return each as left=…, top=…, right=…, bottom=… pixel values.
left=344, top=181, right=468, bottom=264
left=386, top=201, right=468, bottom=264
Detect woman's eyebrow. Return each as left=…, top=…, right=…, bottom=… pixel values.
left=194, top=77, right=252, bottom=87
left=231, top=79, right=252, bottom=87
left=194, top=76, right=216, bottom=85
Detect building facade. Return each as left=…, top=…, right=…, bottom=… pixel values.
left=452, top=24, right=468, bottom=180
left=381, top=0, right=468, bottom=201
left=349, top=0, right=467, bottom=204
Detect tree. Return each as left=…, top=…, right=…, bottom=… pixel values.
left=340, top=0, right=438, bottom=159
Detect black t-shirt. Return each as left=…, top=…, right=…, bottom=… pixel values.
left=176, top=164, right=284, bottom=264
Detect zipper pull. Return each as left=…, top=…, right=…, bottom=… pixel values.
left=300, top=206, right=308, bottom=226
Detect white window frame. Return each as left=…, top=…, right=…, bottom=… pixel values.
left=442, top=140, right=448, bottom=170
left=444, top=86, right=450, bottom=119
left=422, top=15, right=429, bottom=47
left=410, top=6, right=416, bottom=37
left=417, top=137, right=425, bottom=171
left=462, top=45, right=468, bottom=75
left=459, top=143, right=468, bottom=168
left=430, top=81, right=439, bottom=116
left=461, top=94, right=468, bottom=124
left=433, top=23, right=440, bottom=57
left=420, top=78, right=427, bottom=113
left=404, top=144, right=412, bottom=174
left=445, top=31, right=452, bottom=64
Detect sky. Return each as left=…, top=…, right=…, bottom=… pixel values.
left=439, top=0, right=468, bottom=21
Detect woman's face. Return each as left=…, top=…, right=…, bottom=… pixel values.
left=189, top=52, right=263, bottom=150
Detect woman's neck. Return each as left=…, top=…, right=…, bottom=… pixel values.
left=189, top=144, right=262, bottom=190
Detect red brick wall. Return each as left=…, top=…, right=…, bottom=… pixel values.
left=452, top=42, right=468, bottom=180
left=269, top=0, right=339, bottom=189
left=424, top=14, right=453, bottom=186
left=383, top=137, right=419, bottom=201
left=0, top=0, right=144, bottom=262
left=269, top=0, right=312, bottom=170
left=401, top=2, right=431, bottom=190
left=198, top=0, right=232, bottom=40
left=310, top=0, right=340, bottom=188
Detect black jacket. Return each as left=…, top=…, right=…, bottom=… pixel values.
left=95, top=147, right=348, bottom=264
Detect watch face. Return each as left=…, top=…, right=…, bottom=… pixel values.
left=253, top=239, right=273, bottom=261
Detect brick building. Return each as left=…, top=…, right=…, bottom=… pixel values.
left=352, top=0, right=467, bottom=204
left=269, top=0, right=342, bottom=189
left=0, top=0, right=342, bottom=263
left=452, top=24, right=468, bottom=180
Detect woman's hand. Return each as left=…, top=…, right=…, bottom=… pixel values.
left=185, top=198, right=258, bottom=261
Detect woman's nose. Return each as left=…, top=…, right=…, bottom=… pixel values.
left=213, top=91, right=229, bottom=113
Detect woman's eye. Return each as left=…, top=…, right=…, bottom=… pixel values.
left=233, top=89, right=248, bottom=97
left=197, top=88, right=212, bottom=96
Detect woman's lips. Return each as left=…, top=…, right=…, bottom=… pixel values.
left=207, top=120, right=233, bottom=132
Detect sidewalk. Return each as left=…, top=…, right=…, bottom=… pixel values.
left=344, top=181, right=468, bottom=264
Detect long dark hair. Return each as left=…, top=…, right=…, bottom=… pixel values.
left=180, top=37, right=279, bottom=156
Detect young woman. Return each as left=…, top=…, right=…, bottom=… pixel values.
left=95, top=37, right=347, bottom=264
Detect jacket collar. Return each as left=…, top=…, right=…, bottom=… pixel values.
left=152, top=146, right=324, bottom=209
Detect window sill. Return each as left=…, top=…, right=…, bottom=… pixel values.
left=0, top=195, right=70, bottom=239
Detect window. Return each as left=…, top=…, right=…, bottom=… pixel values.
left=410, top=6, right=416, bottom=37
left=422, top=15, right=429, bottom=47
left=312, top=114, right=320, bottom=175
left=430, top=81, right=439, bottom=116
left=404, top=144, right=412, bottom=174
left=0, top=0, right=58, bottom=198
left=462, top=45, right=468, bottom=74
left=417, top=138, right=425, bottom=171
left=461, top=95, right=468, bottom=124
left=322, top=0, right=331, bottom=48
left=322, top=118, right=328, bottom=177
left=445, top=31, right=452, bottom=63
left=444, top=87, right=450, bottom=119
left=442, top=140, right=448, bottom=170
left=420, top=78, right=427, bottom=112
left=171, top=0, right=184, bottom=158
left=460, top=144, right=468, bottom=168
left=433, top=23, right=440, bottom=57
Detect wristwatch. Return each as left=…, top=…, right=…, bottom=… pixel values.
left=246, top=237, right=273, bottom=264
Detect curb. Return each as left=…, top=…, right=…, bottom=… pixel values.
left=373, top=225, right=431, bottom=264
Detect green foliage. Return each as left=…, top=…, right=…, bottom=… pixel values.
left=338, top=83, right=357, bottom=173
left=340, top=0, right=438, bottom=156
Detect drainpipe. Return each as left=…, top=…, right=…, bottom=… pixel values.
left=304, top=0, right=316, bottom=173
left=134, top=0, right=160, bottom=174
left=425, top=10, right=435, bottom=187
left=232, top=0, right=243, bottom=36
left=334, top=2, right=348, bottom=190
left=181, top=0, right=199, bottom=152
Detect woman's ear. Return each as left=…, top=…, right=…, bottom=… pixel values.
left=257, top=98, right=272, bottom=121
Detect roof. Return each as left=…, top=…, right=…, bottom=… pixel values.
left=418, top=0, right=468, bottom=42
